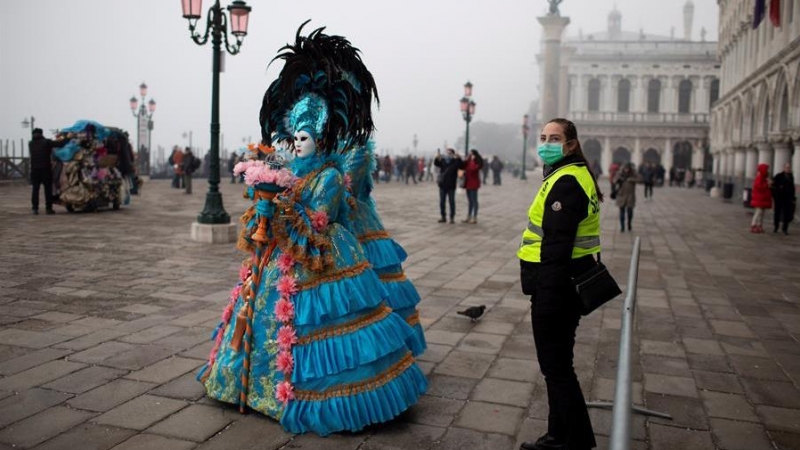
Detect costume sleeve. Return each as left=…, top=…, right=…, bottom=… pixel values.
left=274, top=167, right=343, bottom=272
left=538, top=175, right=589, bottom=289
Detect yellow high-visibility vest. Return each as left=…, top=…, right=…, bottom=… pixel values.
left=517, top=163, right=601, bottom=262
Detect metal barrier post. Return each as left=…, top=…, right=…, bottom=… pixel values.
left=586, top=237, right=671, bottom=450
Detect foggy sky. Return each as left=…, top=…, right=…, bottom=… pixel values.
left=0, top=0, right=718, bottom=159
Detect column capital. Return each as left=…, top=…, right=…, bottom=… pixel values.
left=769, top=133, right=792, bottom=147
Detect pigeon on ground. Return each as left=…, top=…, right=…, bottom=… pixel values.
left=457, top=305, right=486, bottom=323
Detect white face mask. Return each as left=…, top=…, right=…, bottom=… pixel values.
left=293, top=130, right=316, bottom=158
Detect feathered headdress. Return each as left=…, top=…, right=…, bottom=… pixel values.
left=259, top=20, right=379, bottom=154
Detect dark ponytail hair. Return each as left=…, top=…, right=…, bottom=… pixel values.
left=546, top=118, right=605, bottom=202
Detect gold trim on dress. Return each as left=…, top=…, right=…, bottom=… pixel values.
left=357, top=230, right=390, bottom=242
left=297, top=261, right=371, bottom=291
left=297, top=304, right=392, bottom=345
left=294, top=351, right=415, bottom=401
left=378, top=271, right=407, bottom=282
left=405, top=311, right=420, bottom=327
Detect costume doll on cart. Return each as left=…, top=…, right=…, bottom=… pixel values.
left=197, top=22, right=428, bottom=436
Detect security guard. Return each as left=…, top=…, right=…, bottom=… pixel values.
left=518, top=118, right=603, bottom=450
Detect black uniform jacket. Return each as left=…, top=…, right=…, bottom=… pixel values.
left=520, top=155, right=597, bottom=312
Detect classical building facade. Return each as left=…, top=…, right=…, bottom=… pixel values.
left=710, top=0, right=800, bottom=192
left=543, top=2, right=720, bottom=178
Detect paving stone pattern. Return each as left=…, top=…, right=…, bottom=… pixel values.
left=0, top=176, right=799, bottom=449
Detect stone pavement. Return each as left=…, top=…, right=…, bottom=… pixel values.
left=0, top=173, right=799, bottom=450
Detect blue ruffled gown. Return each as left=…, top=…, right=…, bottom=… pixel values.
left=343, top=145, right=427, bottom=356
left=198, top=154, right=427, bottom=435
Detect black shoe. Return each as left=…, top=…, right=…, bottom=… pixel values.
left=449, top=218, right=455, bottom=224
left=46, top=209, right=55, bottom=215
left=519, top=434, right=566, bottom=450
left=784, top=230, right=789, bottom=235
left=438, top=218, right=446, bottom=223
left=32, top=210, right=38, bottom=215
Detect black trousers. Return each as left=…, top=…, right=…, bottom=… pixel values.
left=774, top=200, right=794, bottom=232
left=30, top=169, right=54, bottom=211
left=531, top=290, right=596, bottom=449
left=439, top=187, right=455, bottom=219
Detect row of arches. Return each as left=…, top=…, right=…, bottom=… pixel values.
left=586, top=77, right=720, bottom=113
left=580, top=138, right=695, bottom=169
left=713, top=63, right=799, bottom=149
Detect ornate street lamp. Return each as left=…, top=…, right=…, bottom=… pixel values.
left=460, top=81, right=476, bottom=157
left=129, top=82, right=156, bottom=176
left=181, top=0, right=252, bottom=225
left=21, top=116, right=35, bottom=135
left=521, top=114, right=530, bottom=181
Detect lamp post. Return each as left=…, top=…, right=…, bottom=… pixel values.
left=459, top=81, right=476, bottom=157
left=129, top=82, right=156, bottom=176
left=521, top=114, right=530, bottom=181
left=21, top=116, right=36, bottom=135
left=413, top=134, right=418, bottom=153
left=181, top=0, right=252, bottom=225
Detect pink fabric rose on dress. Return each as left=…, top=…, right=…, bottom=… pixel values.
left=310, top=211, right=329, bottom=232
left=276, top=381, right=295, bottom=404
left=274, top=298, right=295, bottom=323
left=276, top=350, right=294, bottom=374
left=343, top=173, right=352, bottom=190
left=238, top=265, right=251, bottom=282
left=277, top=253, right=295, bottom=274
left=277, top=325, right=298, bottom=350
left=276, top=276, right=298, bottom=297
left=229, top=284, right=242, bottom=303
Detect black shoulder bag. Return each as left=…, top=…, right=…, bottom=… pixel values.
left=571, top=253, right=622, bottom=316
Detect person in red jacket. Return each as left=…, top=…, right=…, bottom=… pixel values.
left=750, top=163, right=773, bottom=233
left=463, top=149, right=484, bottom=224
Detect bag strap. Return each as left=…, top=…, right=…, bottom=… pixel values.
left=597, top=252, right=602, bottom=264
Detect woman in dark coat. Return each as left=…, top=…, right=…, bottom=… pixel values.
left=772, top=162, right=796, bottom=234
left=613, top=163, right=640, bottom=232
left=463, top=149, right=484, bottom=224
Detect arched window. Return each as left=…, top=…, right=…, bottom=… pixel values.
left=678, top=79, right=693, bottom=113
left=588, top=78, right=601, bottom=112
left=709, top=78, right=720, bottom=108
left=617, top=79, right=631, bottom=112
left=647, top=79, right=661, bottom=113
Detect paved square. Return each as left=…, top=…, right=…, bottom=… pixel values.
left=1, top=176, right=799, bottom=449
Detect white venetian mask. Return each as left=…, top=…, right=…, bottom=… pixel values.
left=293, top=130, right=316, bottom=158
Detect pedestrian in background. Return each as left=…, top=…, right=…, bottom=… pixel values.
left=608, top=161, right=620, bottom=192
left=481, top=156, right=490, bottom=184
left=405, top=155, right=418, bottom=184
left=169, top=146, right=184, bottom=189
left=181, top=147, right=198, bottom=194
left=490, top=156, right=504, bottom=185
left=434, top=148, right=462, bottom=223
left=750, top=163, right=773, bottom=233
left=382, top=155, right=393, bottom=183
left=228, top=152, right=238, bottom=183
left=772, top=162, right=796, bottom=234
left=750, top=163, right=772, bottom=233
left=518, top=118, right=601, bottom=450
left=642, top=162, right=655, bottom=199
left=463, top=149, right=484, bottom=224
left=425, top=154, right=435, bottom=182
left=614, top=163, right=639, bottom=232
left=29, top=128, right=69, bottom=215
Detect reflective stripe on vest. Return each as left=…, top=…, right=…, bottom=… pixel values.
left=517, top=163, right=601, bottom=262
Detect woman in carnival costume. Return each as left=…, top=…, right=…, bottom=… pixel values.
left=198, top=22, right=428, bottom=435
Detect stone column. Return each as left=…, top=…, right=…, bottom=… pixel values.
left=558, top=47, right=575, bottom=117
left=733, top=146, right=747, bottom=197
left=633, top=137, right=642, bottom=166
left=756, top=141, right=774, bottom=167
left=630, top=77, right=641, bottom=114
left=771, top=138, right=792, bottom=173
left=663, top=137, right=673, bottom=181
left=745, top=145, right=758, bottom=183
left=538, top=15, right=571, bottom=123
left=696, top=76, right=709, bottom=114
left=601, top=136, right=612, bottom=173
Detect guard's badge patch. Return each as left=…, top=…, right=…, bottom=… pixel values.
left=552, top=201, right=562, bottom=211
